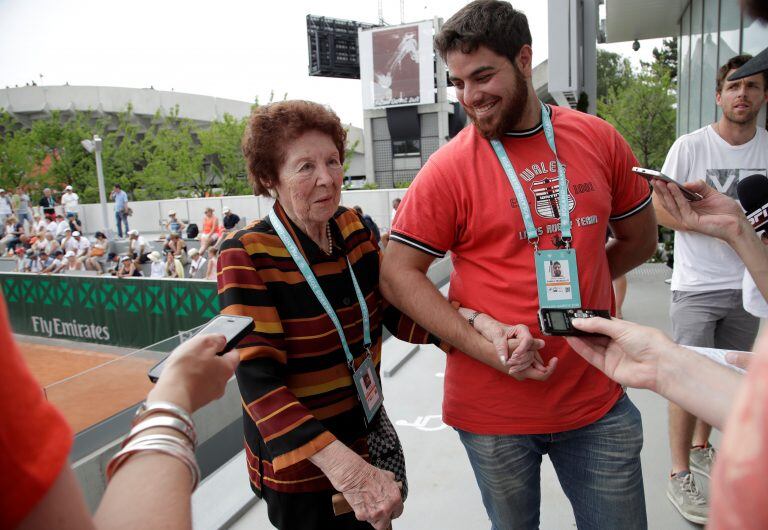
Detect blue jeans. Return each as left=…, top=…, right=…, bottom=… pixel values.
left=115, top=210, right=129, bottom=238
left=457, top=394, right=646, bottom=530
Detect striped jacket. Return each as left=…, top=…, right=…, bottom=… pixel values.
left=217, top=202, right=446, bottom=496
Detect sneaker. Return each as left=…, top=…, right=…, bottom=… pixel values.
left=690, top=445, right=716, bottom=478
left=667, top=471, right=708, bottom=525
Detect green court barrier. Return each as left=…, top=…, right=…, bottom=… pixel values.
left=1, top=274, right=220, bottom=348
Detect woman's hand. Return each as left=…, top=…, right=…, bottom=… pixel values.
left=314, top=441, right=402, bottom=530
left=655, top=179, right=749, bottom=243
left=148, top=333, right=240, bottom=413
left=565, top=317, right=673, bottom=392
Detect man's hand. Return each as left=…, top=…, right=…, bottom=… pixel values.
left=565, top=317, right=674, bottom=392
left=654, top=179, right=748, bottom=243
left=471, top=314, right=556, bottom=381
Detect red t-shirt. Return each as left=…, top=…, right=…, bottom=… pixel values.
left=392, top=105, right=651, bottom=434
left=709, top=350, right=768, bottom=529
left=0, top=295, right=73, bottom=528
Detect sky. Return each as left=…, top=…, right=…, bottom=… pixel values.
left=0, top=0, right=663, bottom=128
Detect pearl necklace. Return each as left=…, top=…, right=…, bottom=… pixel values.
left=324, top=222, right=333, bottom=255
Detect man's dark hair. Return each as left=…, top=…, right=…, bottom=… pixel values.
left=108, top=252, right=117, bottom=260
left=717, top=54, right=768, bottom=91
left=434, top=0, right=532, bottom=66
left=114, top=184, right=121, bottom=189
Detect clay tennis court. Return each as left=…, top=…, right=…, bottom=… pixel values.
left=19, top=340, right=157, bottom=433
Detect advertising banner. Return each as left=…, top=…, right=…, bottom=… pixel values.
left=359, top=20, right=435, bottom=109
left=1, top=274, right=220, bottom=348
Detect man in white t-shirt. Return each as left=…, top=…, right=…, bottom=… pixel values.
left=654, top=54, right=768, bottom=524
left=72, top=231, right=91, bottom=258
left=61, top=185, right=80, bottom=219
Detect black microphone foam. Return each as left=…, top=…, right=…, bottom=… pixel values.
left=737, top=174, right=768, bottom=232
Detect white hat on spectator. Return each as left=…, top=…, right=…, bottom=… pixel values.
left=223, top=206, right=231, bottom=213
left=120, top=255, right=130, bottom=262
left=65, top=185, right=73, bottom=191
left=148, top=251, right=162, bottom=263
left=64, top=227, right=72, bottom=233
left=0, top=189, right=5, bottom=193
left=65, top=251, right=75, bottom=258
left=168, top=210, right=176, bottom=216
left=73, top=231, right=81, bottom=237
left=189, top=248, right=200, bottom=257
left=128, top=229, right=139, bottom=236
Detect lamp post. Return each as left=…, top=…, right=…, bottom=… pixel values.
left=81, top=135, right=111, bottom=237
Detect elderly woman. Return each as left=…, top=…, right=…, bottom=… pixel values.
left=216, top=101, right=437, bottom=530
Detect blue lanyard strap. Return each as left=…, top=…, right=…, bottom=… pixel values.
left=268, top=209, right=371, bottom=366
left=489, top=101, right=572, bottom=244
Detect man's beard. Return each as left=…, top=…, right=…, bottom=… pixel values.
left=469, top=68, right=529, bottom=140
left=723, top=101, right=761, bottom=126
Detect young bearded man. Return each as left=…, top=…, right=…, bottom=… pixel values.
left=379, top=1, right=657, bottom=528
left=654, top=54, right=768, bottom=525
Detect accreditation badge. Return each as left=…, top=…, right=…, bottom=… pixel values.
left=534, top=249, right=582, bottom=309
left=352, top=354, right=383, bottom=424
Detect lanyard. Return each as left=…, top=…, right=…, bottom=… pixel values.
left=268, top=209, right=371, bottom=368
left=489, top=101, right=572, bottom=248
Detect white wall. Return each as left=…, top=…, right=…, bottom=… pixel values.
left=75, top=189, right=408, bottom=236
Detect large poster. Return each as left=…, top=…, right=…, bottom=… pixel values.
left=359, top=21, right=435, bottom=109
left=1, top=274, right=219, bottom=348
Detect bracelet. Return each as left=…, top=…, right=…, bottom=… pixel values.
left=124, top=415, right=197, bottom=448
left=107, top=434, right=200, bottom=490
left=467, top=310, right=481, bottom=328
left=134, top=401, right=195, bottom=431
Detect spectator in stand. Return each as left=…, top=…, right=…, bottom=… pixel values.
left=40, top=250, right=62, bottom=274
left=35, top=251, right=52, bottom=274
left=14, top=248, right=27, bottom=272
left=127, top=230, right=149, bottom=263
left=54, top=214, right=69, bottom=241
left=147, top=251, right=166, bottom=278
left=105, top=252, right=121, bottom=276
left=204, top=247, right=217, bottom=281
left=110, top=184, right=130, bottom=238
left=71, top=231, right=90, bottom=260
left=12, top=186, right=32, bottom=233
left=32, top=213, right=46, bottom=234
left=165, top=210, right=186, bottom=236
left=0, top=217, right=21, bottom=254
left=68, top=213, right=83, bottom=234
left=187, top=248, right=206, bottom=279
left=61, top=229, right=77, bottom=253
left=222, top=206, right=240, bottom=233
left=199, top=207, right=222, bottom=254
left=39, top=187, right=56, bottom=219
left=165, top=231, right=187, bottom=264
left=117, top=255, right=142, bottom=278
left=66, top=250, right=84, bottom=273
left=40, top=231, right=59, bottom=255
left=60, top=185, right=80, bottom=220
left=84, top=232, right=109, bottom=272
left=390, top=197, right=401, bottom=225
left=165, top=249, right=184, bottom=278
left=0, top=189, right=12, bottom=234
left=45, top=214, right=58, bottom=235
left=354, top=205, right=381, bottom=243
left=49, top=250, right=72, bottom=274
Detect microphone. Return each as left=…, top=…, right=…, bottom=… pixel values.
left=737, top=174, right=768, bottom=233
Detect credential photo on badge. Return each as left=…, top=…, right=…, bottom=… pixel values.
left=545, top=259, right=570, bottom=283
left=362, top=366, right=380, bottom=409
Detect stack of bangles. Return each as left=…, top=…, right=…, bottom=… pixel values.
left=106, top=401, right=200, bottom=490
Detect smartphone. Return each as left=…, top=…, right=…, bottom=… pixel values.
left=148, top=315, right=254, bottom=383
left=538, top=308, right=611, bottom=336
left=632, top=167, right=703, bottom=201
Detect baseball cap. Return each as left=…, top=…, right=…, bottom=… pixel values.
left=728, top=48, right=768, bottom=81
left=223, top=206, right=231, bottom=213
left=0, top=189, right=5, bottom=193
left=148, top=251, right=162, bottom=262
left=168, top=210, right=176, bottom=216
left=128, top=229, right=139, bottom=236
left=65, top=251, right=75, bottom=258
left=73, top=231, right=81, bottom=237
left=65, top=185, right=73, bottom=191
left=189, top=248, right=200, bottom=256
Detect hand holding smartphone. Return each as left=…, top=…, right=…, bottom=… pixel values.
left=148, top=315, right=254, bottom=383
left=632, top=167, right=704, bottom=202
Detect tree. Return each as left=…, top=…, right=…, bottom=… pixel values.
left=0, top=112, right=38, bottom=189
left=102, top=105, right=147, bottom=198
left=198, top=113, right=250, bottom=196
left=598, top=63, right=676, bottom=169
left=650, top=38, right=678, bottom=81
left=596, top=49, right=633, bottom=102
